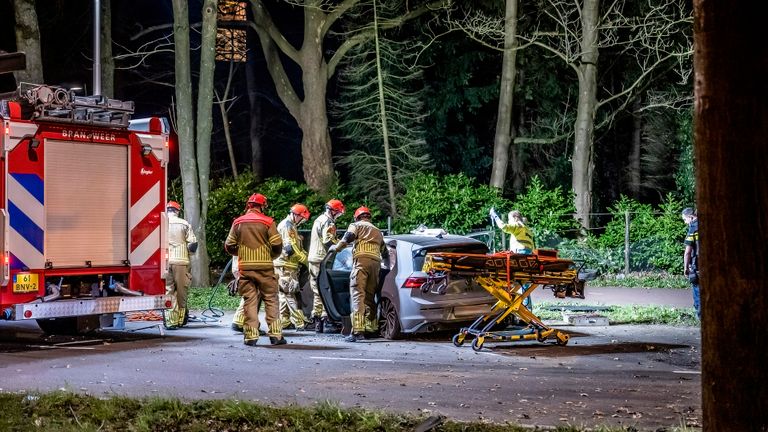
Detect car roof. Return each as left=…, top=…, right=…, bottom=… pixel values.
left=384, top=234, right=486, bottom=249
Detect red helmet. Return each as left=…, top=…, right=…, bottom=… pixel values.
left=326, top=199, right=345, bottom=214
left=247, top=193, right=267, bottom=207
left=166, top=201, right=181, bottom=211
left=354, top=206, right=371, bottom=221
left=290, top=203, right=310, bottom=220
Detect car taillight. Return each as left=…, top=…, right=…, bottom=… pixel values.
left=403, top=277, right=428, bottom=289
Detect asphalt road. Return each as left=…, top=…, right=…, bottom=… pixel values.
left=0, top=301, right=701, bottom=431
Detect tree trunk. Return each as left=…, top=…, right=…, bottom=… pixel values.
left=100, top=0, right=114, bottom=98
left=571, top=0, right=600, bottom=229
left=627, top=96, right=642, bottom=196
left=190, top=0, right=217, bottom=287
left=171, top=0, right=204, bottom=286
left=12, top=0, right=44, bottom=84
left=298, top=9, right=334, bottom=194
left=489, top=0, right=519, bottom=191
left=694, top=1, right=768, bottom=431
left=245, top=19, right=263, bottom=180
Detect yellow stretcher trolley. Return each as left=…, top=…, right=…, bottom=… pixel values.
left=421, top=249, right=585, bottom=351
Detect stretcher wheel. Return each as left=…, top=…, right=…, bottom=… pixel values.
left=452, top=333, right=466, bottom=347
left=556, top=332, right=569, bottom=346
left=471, top=337, right=485, bottom=352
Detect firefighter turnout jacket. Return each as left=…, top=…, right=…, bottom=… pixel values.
left=336, top=220, right=388, bottom=263
left=225, top=210, right=282, bottom=270
left=273, top=216, right=308, bottom=269
left=308, top=213, right=338, bottom=263
left=168, top=212, right=197, bottom=265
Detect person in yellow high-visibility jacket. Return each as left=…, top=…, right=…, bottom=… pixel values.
left=490, top=208, right=535, bottom=309
left=274, top=204, right=311, bottom=330
left=490, top=208, right=535, bottom=253
left=165, top=201, right=197, bottom=329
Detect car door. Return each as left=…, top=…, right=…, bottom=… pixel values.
left=317, top=247, right=353, bottom=322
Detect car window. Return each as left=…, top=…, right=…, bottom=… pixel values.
left=332, top=246, right=354, bottom=271
left=412, top=244, right=489, bottom=271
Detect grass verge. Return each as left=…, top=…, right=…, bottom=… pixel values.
left=0, top=391, right=696, bottom=432
left=187, top=284, right=240, bottom=311
left=534, top=302, right=699, bottom=326
left=588, top=272, right=689, bottom=289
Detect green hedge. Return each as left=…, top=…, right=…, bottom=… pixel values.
left=178, top=172, right=689, bottom=274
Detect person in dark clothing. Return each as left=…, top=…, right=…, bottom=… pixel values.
left=682, top=207, right=700, bottom=320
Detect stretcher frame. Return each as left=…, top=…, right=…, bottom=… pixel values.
left=421, top=250, right=584, bottom=351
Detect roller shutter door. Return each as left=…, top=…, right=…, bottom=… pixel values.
left=45, top=140, right=128, bottom=267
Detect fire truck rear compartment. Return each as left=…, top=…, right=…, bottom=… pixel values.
left=45, top=140, right=128, bottom=268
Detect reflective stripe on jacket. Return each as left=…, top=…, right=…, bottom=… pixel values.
left=273, top=216, right=308, bottom=269
left=225, top=210, right=281, bottom=270
left=168, top=213, right=196, bottom=265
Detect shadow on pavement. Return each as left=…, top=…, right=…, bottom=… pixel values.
left=489, top=341, right=690, bottom=357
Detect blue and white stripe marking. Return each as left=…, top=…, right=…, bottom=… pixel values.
left=8, top=173, right=45, bottom=270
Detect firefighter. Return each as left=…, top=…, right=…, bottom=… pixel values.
left=307, top=199, right=345, bottom=333
left=490, top=208, right=535, bottom=253
left=274, top=203, right=311, bottom=330
left=224, top=193, right=286, bottom=346
left=165, top=201, right=198, bottom=329
left=330, top=206, right=389, bottom=342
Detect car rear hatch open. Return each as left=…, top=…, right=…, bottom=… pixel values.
left=405, top=242, right=494, bottom=306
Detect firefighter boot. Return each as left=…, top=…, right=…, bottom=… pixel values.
left=243, top=339, right=259, bottom=347
left=344, top=332, right=366, bottom=343
left=314, top=317, right=325, bottom=334
left=231, top=323, right=243, bottom=332
left=269, top=336, right=287, bottom=345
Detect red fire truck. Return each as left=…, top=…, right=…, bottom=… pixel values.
left=0, top=83, right=171, bottom=334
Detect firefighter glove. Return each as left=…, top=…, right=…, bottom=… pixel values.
left=283, top=244, right=294, bottom=257
left=328, top=244, right=338, bottom=253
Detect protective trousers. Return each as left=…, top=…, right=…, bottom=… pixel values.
left=232, top=297, right=245, bottom=329
left=349, top=256, right=380, bottom=334
left=277, top=266, right=306, bottom=328
left=165, top=263, right=190, bottom=328
left=308, top=262, right=327, bottom=318
left=238, top=269, right=281, bottom=342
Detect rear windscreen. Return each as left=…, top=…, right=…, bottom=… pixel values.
left=412, top=244, right=489, bottom=270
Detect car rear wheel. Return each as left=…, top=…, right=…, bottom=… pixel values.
left=379, top=298, right=402, bottom=340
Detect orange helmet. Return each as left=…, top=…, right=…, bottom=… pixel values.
left=290, top=203, right=310, bottom=220
left=247, top=193, right=267, bottom=207
left=354, top=206, right=371, bottom=221
left=326, top=199, right=345, bottom=214
left=166, top=201, right=181, bottom=212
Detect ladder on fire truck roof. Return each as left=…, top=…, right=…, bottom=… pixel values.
left=11, top=82, right=134, bottom=128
